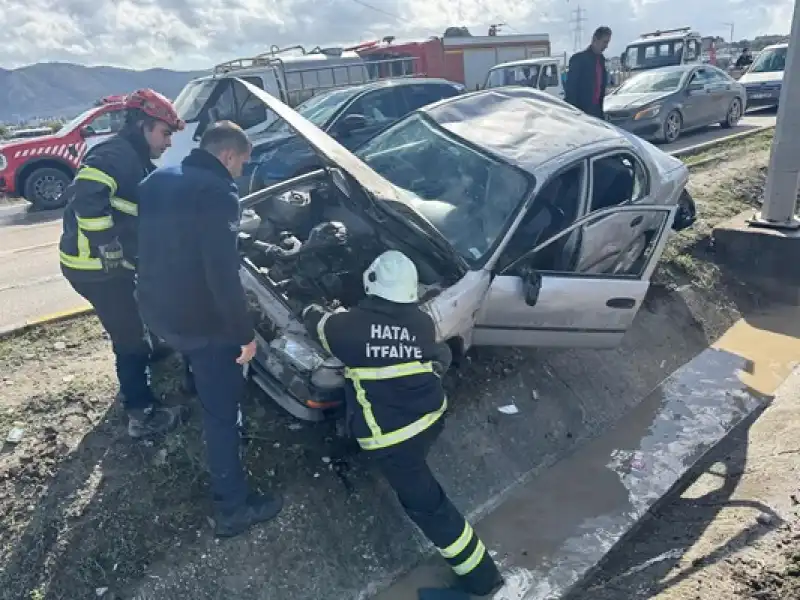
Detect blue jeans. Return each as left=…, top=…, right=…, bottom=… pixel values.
left=69, top=276, right=156, bottom=411
left=159, top=334, right=249, bottom=512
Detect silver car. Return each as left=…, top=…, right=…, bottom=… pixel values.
left=235, top=83, right=695, bottom=422
left=605, top=64, right=746, bottom=144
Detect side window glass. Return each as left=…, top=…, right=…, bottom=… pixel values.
left=590, top=153, right=647, bottom=212
left=403, top=84, right=457, bottom=112
left=86, top=112, right=112, bottom=135
left=210, top=81, right=236, bottom=121
left=344, top=88, right=402, bottom=127
left=539, top=65, right=559, bottom=88
left=232, top=78, right=267, bottom=130
left=509, top=209, right=670, bottom=277
left=685, top=41, right=699, bottom=61
left=497, top=164, right=584, bottom=271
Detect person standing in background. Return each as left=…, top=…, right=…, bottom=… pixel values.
left=565, top=26, right=612, bottom=119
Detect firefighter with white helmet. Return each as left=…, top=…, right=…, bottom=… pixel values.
left=58, top=89, right=187, bottom=439
left=303, top=250, right=503, bottom=596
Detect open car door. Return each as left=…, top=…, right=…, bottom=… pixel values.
left=472, top=204, right=676, bottom=348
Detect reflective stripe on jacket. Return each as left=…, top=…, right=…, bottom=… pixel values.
left=304, top=297, right=453, bottom=450
left=58, top=131, right=155, bottom=281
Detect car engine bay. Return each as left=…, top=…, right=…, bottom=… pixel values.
left=238, top=176, right=449, bottom=342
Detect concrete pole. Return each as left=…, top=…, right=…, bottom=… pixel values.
left=751, top=0, right=800, bottom=230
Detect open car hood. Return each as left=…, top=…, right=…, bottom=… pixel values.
left=236, top=78, right=464, bottom=266
left=239, top=79, right=401, bottom=206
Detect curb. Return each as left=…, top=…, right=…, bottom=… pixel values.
left=0, top=305, right=94, bottom=340
left=0, top=124, right=778, bottom=341
left=669, top=124, right=775, bottom=158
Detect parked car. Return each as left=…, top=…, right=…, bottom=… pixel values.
left=0, top=97, right=127, bottom=210
left=236, top=82, right=696, bottom=422
left=604, top=64, right=746, bottom=144
left=483, top=58, right=565, bottom=99
left=245, top=78, right=465, bottom=193
left=738, top=43, right=787, bottom=109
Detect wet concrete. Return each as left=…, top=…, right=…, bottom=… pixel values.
left=124, top=289, right=792, bottom=600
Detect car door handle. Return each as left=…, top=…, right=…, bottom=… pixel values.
left=630, top=215, right=643, bottom=227
left=607, top=297, right=636, bottom=309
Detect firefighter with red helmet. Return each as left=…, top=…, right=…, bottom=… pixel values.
left=58, top=89, right=187, bottom=438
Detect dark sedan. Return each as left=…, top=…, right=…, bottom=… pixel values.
left=604, top=64, right=746, bottom=144
left=245, top=78, right=465, bottom=193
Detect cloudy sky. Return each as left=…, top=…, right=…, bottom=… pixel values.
left=2, top=0, right=794, bottom=71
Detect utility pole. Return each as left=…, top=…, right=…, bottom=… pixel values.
left=571, top=5, right=587, bottom=51
left=750, top=0, right=800, bottom=230
left=722, top=22, right=734, bottom=44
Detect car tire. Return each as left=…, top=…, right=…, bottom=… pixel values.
left=662, top=110, right=682, bottom=144
left=720, top=97, right=743, bottom=129
left=23, top=167, right=71, bottom=210
left=673, top=189, right=697, bottom=231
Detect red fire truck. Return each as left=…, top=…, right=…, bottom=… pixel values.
left=352, top=32, right=551, bottom=91
left=0, top=95, right=127, bottom=210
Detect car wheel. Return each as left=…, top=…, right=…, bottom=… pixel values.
left=23, top=167, right=71, bottom=210
left=720, top=97, right=743, bottom=129
left=673, top=189, right=697, bottom=231
left=663, top=111, right=682, bottom=144
left=614, top=233, right=648, bottom=275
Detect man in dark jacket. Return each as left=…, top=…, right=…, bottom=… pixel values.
left=303, top=250, right=503, bottom=597
left=565, top=26, right=612, bottom=119
left=58, top=89, right=187, bottom=439
left=136, top=120, right=283, bottom=538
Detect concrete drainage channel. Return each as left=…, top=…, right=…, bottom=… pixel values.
left=4, top=125, right=784, bottom=600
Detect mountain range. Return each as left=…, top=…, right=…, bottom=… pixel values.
left=0, top=63, right=208, bottom=123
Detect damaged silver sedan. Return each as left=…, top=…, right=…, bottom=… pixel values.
left=234, top=80, right=697, bottom=422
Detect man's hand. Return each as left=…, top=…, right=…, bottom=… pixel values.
left=236, top=339, right=257, bottom=365
left=98, top=239, right=124, bottom=273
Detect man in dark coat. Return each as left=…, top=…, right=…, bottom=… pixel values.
left=136, top=120, right=283, bottom=538
left=565, top=26, right=612, bottom=119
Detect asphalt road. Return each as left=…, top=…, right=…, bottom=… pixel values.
left=0, top=110, right=777, bottom=333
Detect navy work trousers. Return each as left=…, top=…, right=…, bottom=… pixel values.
left=160, top=336, right=249, bottom=512
left=68, top=276, right=156, bottom=411
left=369, top=420, right=502, bottom=596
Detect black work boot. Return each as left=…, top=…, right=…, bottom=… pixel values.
left=127, top=404, right=187, bottom=439
left=214, top=492, right=284, bottom=538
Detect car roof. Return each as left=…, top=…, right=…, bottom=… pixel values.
left=763, top=43, right=789, bottom=50
left=421, top=87, right=627, bottom=174
left=490, top=57, right=559, bottom=69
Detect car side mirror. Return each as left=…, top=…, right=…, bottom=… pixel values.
left=338, top=114, right=367, bottom=135
left=620, top=53, right=627, bottom=68
left=519, top=265, right=542, bottom=307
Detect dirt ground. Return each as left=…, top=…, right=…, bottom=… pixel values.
left=0, top=130, right=789, bottom=600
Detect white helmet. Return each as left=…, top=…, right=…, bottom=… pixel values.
left=363, top=250, right=418, bottom=304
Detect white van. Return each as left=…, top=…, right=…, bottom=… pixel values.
left=160, top=46, right=378, bottom=166
left=483, top=58, right=564, bottom=99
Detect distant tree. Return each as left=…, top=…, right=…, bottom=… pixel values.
left=0, top=124, right=8, bottom=139
left=41, top=120, right=63, bottom=133
left=444, top=26, right=472, bottom=37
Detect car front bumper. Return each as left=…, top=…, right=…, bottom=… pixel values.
left=606, top=112, right=664, bottom=140
left=744, top=88, right=781, bottom=108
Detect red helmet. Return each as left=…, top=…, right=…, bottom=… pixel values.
left=124, top=88, right=185, bottom=131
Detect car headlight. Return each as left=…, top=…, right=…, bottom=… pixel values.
left=270, top=335, right=325, bottom=372
left=0, top=153, right=7, bottom=172
left=633, top=105, right=662, bottom=120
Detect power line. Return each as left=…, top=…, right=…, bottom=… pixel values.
left=347, top=0, right=408, bottom=23
left=570, top=5, right=587, bottom=51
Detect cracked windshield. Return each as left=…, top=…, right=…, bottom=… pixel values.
left=355, top=113, right=531, bottom=264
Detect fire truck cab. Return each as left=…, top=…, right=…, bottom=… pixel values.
left=621, top=27, right=704, bottom=73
